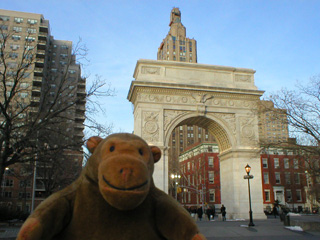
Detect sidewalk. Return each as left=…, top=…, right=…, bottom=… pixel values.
left=197, top=217, right=320, bottom=240
left=0, top=226, right=19, bottom=240
left=1, top=217, right=319, bottom=239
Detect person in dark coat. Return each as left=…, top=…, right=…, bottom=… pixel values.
left=197, top=206, right=203, bottom=221
left=206, top=207, right=212, bottom=221
left=273, top=205, right=278, bottom=218
left=211, top=205, right=216, bottom=220
left=221, top=204, right=226, bottom=221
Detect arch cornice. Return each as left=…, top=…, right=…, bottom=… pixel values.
left=128, top=81, right=264, bottom=104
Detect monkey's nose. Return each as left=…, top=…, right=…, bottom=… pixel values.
left=119, top=167, right=133, bottom=182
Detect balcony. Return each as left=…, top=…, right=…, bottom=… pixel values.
left=34, top=68, right=43, bottom=77
left=75, top=123, right=85, bottom=130
left=78, top=81, right=86, bottom=89
left=31, top=95, right=40, bottom=102
left=75, top=115, right=85, bottom=121
left=39, top=24, right=48, bottom=33
left=35, top=58, right=44, bottom=68
left=38, top=33, right=47, bottom=41
left=37, top=41, right=46, bottom=50
left=77, top=91, right=86, bottom=98
left=75, top=131, right=84, bottom=138
left=36, top=50, right=45, bottom=58
left=76, top=105, right=85, bottom=112
left=33, top=77, right=42, bottom=86
left=32, top=88, right=41, bottom=97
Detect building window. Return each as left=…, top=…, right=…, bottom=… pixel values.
left=4, top=179, right=14, bottom=187
left=9, top=52, right=18, bottom=58
left=19, top=180, right=31, bottom=188
left=13, top=26, right=22, bottom=32
left=12, top=35, right=21, bottom=41
left=3, top=192, right=12, bottom=198
left=18, top=92, right=28, bottom=98
left=263, top=172, right=269, bottom=184
left=19, top=192, right=31, bottom=199
left=274, top=158, right=279, bottom=168
left=265, top=190, right=270, bottom=202
left=285, top=172, right=291, bottom=184
left=296, top=189, right=302, bottom=202
left=27, top=28, right=37, bottom=34
left=262, top=158, right=268, bottom=168
left=61, top=45, right=69, bottom=49
left=10, top=44, right=20, bottom=50
left=294, top=159, right=299, bottom=169
left=284, top=158, right=289, bottom=169
left=209, top=171, right=214, bottom=183
left=14, top=17, right=24, bottom=23
left=0, top=15, right=10, bottom=21
left=0, top=25, right=8, bottom=30
left=294, top=173, right=300, bottom=184
left=27, top=19, right=38, bottom=25
left=209, top=189, right=215, bottom=202
left=25, top=36, right=36, bottom=42
left=208, top=157, right=214, bottom=167
left=286, top=189, right=292, bottom=202
left=275, top=172, right=281, bottom=184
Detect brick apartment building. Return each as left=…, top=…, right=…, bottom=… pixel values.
left=0, top=9, right=85, bottom=213
left=178, top=142, right=318, bottom=213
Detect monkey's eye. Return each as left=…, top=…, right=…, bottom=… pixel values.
left=110, top=146, right=115, bottom=152
left=138, top=148, right=143, bottom=156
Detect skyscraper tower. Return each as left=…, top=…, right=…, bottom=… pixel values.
left=157, top=8, right=197, bottom=63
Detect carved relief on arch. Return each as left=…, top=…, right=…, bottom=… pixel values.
left=239, top=114, right=258, bottom=146
left=208, top=113, right=236, bottom=135
left=142, top=111, right=159, bottom=142
left=141, top=66, right=160, bottom=75
left=163, top=110, right=188, bottom=132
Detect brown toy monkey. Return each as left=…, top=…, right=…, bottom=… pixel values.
left=17, top=133, right=207, bottom=240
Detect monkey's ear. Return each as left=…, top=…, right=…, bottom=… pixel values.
left=87, top=136, right=103, bottom=153
left=150, top=146, right=161, bottom=163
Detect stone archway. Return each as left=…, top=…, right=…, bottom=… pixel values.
left=128, top=59, right=266, bottom=219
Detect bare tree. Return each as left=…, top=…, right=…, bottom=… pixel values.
left=263, top=75, right=320, bottom=206
left=0, top=26, right=114, bottom=190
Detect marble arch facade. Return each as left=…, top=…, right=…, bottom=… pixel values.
left=128, top=59, right=266, bottom=219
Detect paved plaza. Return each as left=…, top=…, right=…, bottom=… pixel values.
left=1, top=217, right=320, bottom=239
left=197, top=217, right=320, bottom=240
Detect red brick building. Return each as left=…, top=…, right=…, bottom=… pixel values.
left=178, top=143, right=316, bottom=213
left=178, top=142, right=221, bottom=207
left=260, top=147, right=309, bottom=213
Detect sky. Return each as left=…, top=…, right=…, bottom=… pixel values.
left=2, top=0, right=320, bottom=135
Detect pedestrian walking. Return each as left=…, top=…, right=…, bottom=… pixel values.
left=221, top=204, right=226, bottom=221
left=273, top=205, right=278, bottom=218
left=197, top=206, right=203, bottom=221
left=206, top=206, right=212, bottom=221
left=212, top=204, right=215, bottom=220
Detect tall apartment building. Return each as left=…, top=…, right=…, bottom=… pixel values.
left=157, top=8, right=197, bottom=63
left=258, top=100, right=289, bottom=144
left=0, top=9, right=85, bottom=212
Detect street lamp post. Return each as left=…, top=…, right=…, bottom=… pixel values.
left=170, top=174, right=181, bottom=200
left=244, top=164, right=254, bottom=227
